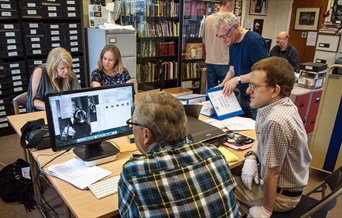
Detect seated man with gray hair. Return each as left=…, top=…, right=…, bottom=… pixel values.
left=118, top=91, right=240, bottom=218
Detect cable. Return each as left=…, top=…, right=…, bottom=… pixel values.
left=31, top=149, right=72, bottom=218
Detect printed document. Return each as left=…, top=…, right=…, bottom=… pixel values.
left=48, top=158, right=112, bottom=189
left=206, top=87, right=244, bottom=120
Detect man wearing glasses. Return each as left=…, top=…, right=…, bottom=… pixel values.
left=234, top=57, right=312, bottom=217
left=200, top=0, right=234, bottom=89
left=215, top=12, right=268, bottom=120
left=119, top=92, right=240, bottom=218
left=270, top=31, right=299, bottom=72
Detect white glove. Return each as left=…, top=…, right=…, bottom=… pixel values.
left=247, top=206, right=272, bottom=218
left=241, top=159, right=260, bottom=190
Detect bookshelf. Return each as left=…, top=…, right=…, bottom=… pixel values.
left=121, top=0, right=181, bottom=91
left=120, top=0, right=243, bottom=93
left=181, top=0, right=219, bottom=93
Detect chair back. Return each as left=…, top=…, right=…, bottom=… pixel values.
left=13, top=92, right=27, bottom=115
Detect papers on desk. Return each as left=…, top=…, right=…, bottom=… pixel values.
left=206, top=87, right=244, bottom=120
left=222, top=117, right=255, bottom=130
left=48, top=158, right=111, bottom=189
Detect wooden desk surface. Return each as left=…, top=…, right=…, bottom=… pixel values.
left=7, top=112, right=256, bottom=218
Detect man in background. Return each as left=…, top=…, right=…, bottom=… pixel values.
left=235, top=57, right=311, bottom=217
left=201, top=0, right=234, bottom=89
left=215, top=12, right=268, bottom=120
left=118, top=92, right=240, bottom=217
left=270, top=31, right=299, bottom=72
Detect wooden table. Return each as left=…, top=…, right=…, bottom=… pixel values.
left=7, top=111, right=256, bottom=217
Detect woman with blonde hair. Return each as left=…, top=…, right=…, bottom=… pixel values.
left=91, top=44, right=132, bottom=87
left=26, top=47, right=81, bottom=112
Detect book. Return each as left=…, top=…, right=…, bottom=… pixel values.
left=48, top=158, right=112, bottom=189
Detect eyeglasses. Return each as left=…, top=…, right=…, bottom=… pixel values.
left=216, top=26, right=234, bottom=39
left=126, top=118, right=143, bottom=128
left=248, top=82, right=268, bottom=91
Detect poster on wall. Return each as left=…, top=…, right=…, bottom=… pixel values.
left=331, top=0, right=342, bottom=24
left=253, top=19, right=264, bottom=35
left=234, top=0, right=243, bottom=24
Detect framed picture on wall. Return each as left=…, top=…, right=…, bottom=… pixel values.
left=249, top=0, right=268, bottom=16
left=294, top=7, right=321, bottom=30
left=331, top=0, right=342, bottom=24
left=253, top=19, right=264, bottom=35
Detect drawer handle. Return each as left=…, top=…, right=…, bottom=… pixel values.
left=300, top=102, right=305, bottom=107
left=319, top=43, right=330, bottom=48
left=315, top=97, right=320, bottom=103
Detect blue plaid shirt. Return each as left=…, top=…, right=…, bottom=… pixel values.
left=118, top=140, right=240, bottom=218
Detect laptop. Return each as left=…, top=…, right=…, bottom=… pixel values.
left=184, top=105, right=227, bottom=146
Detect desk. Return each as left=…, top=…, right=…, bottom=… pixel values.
left=7, top=111, right=256, bottom=217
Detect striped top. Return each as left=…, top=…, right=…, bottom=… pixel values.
left=118, top=140, right=240, bottom=218
left=256, top=97, right=312, bottom=191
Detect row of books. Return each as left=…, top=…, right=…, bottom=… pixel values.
left=138, top=40, right=176, bottom=58
left=121, top=0, right=179, bottom=17
left=136, top=61, right=179, bottom=83
left=181, top=62, right=203, bottom=79
left=137, top=21, right=179, bottom=38
left=183, top=22, right=201, bottom=38
left=184, top=1, right=218, bottom=17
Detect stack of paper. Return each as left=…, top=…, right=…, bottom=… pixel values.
left=222, top=117, right=255, bottom=130
left=48, top=158, right=112, bottom=189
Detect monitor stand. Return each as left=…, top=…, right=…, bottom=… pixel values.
left=73, top=141, right=119, bottom=167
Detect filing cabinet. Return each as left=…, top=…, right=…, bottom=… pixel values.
left=290, top=85, right=323, bottom=134
left=314, top=33, right=342, bottom=68
left=0, top=0, right=85, bottom=136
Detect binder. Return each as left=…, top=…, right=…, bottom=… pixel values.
left=206, top=86, right=244, bottom=120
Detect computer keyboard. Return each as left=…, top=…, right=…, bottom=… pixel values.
left=88, top=175, right=120, bottom=199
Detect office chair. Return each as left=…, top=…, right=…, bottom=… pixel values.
left=272, top=166, right=342, bottom=218
left=12, top=92, right=27, bottom=115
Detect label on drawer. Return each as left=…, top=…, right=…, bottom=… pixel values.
left=14, top=87, right=23, bottom=92
left=12, top=75, right=21, bottom=80
left=4, top=24, right=13, bottom=29
left=0, top=105, right=4, bottom=110
left=0, top=117, right=7, bottom=122
left=305, top=66, right=313, bottom=70
left=0, top=123, right=8, bottom=128
left=11, top=69, right=20, bottom=74
left=9, top=63, right=19, bottom=68
left=0, top=111, right=6, bottom=116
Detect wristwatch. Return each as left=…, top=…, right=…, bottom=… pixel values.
left=237, top=76, right=242, bottom=84
left=244, top=151, right=259, bottom=163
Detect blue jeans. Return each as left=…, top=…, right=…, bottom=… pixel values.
left=206, top=64, right=229, bottom=89
left=237, top=95, right=257, bottom=120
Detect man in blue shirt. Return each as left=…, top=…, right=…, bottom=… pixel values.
left=118, top=92, right=240, bottom=218
left=215, top=12, right=268, bottom=120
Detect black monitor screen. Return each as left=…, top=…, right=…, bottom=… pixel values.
left=45, top=83, right=134, bottom=162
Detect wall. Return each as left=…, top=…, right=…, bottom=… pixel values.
left=243, top=0, right=293, bottom=49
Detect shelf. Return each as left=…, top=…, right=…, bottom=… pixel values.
left=138, top=36, right=179, bottom=41
left=138, top=56, right=178, bottom=62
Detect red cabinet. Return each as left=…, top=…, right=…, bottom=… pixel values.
left=290, top=86, right=323, bottom=134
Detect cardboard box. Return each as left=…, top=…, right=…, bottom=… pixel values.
left=162, top=87, right=193, bottom=97
left=134, top=88, right=161, bottom=101
left=298, top=70, right=326, bottom=89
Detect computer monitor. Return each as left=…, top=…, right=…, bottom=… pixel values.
left=45, top=83, right=134, bottom=166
